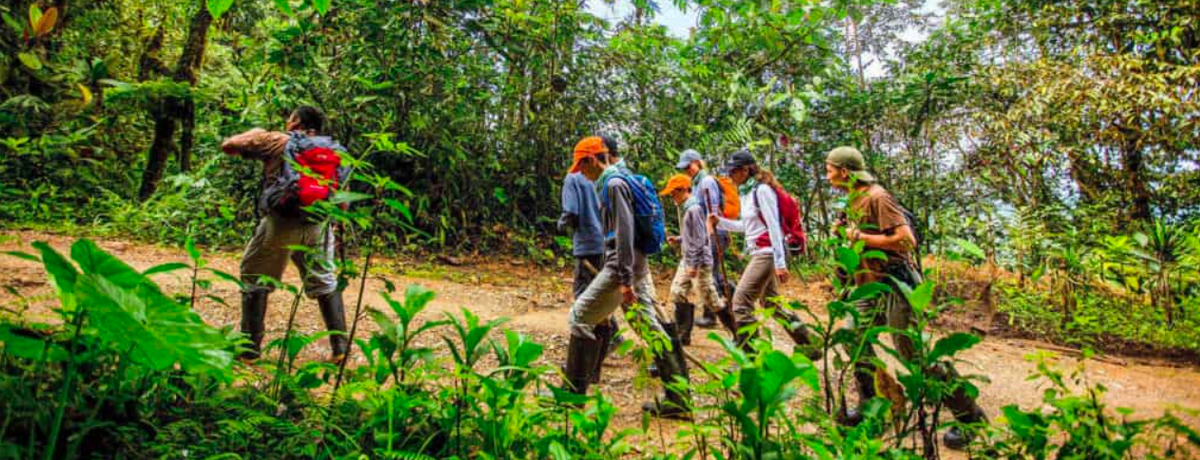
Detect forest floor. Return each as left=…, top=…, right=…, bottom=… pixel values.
left=2, top=230, right=1198, bottom=457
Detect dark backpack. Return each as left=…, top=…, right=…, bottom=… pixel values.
left=600, top=171, right=667, bottom=255
left=259, top=132, right=350, bottom=219
left=753, top=183, right=808, bottom=256
left=890, top=196, right=923, bottom=269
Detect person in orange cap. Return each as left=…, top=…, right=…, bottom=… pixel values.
left=554, top=136, right=692, bottom=420
left=558, top=135, right=626, bottom=379
left=660, top=174, right=726, bottom=347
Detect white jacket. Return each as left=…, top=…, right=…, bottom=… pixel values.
left=716, top=183, right=787, bottom=270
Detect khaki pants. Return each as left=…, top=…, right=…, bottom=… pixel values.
left=567, top=261, right=666, bottom=341
left=731, top=254, right=805, bottom=329
left=240, top=214, right=337, bottom=298
left=669, top=264, right=724, bottom=313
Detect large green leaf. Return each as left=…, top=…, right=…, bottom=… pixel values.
left=76, top=273, right=234, bottom=379
left=32, top=241, right=78, bottom=311
left=207, top=0, right=234, bottom=19
left=928, top=332, right=981, bottom=362
left=313, top=0, right=330, bottom=14
left=71, top=239, right=143, bottom=289
left=835, top=246, right=860, bottom=273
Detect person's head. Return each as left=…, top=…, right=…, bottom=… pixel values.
left=659, top=174, right=693, bottom=206
left=675, top=149, right=705, bottom=178
left=600, top=134, right=620, bottom=157
left=824, top=146, right=874, bottom=191
left=286, top=105, right=325, bottom=134
left=570, top=136, right=614, bottom=181
left=720, top=149, right=757, bottom=185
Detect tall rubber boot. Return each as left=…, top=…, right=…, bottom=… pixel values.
left=239, top=291, right=269, bottom=361
left=317, top=291, right=349, bottom=363
left=695, top=308, right=717, bottom=329
left=674, top=302, right=696, bottom=346
left=590, top=319, right=617, bottom=384
left=642, top=330, right=692, bottom=420
left=648, top=322, right=680, bottom=378
left=839, top=361, right=878, bottom=426
left=563, top=333, right=605, bottom=399
left=782, top=320, right=822, bottom=360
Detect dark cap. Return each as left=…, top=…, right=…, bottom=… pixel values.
left=719, top=149, right=756, bottom=175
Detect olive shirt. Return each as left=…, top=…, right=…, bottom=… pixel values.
left=849, top=184, right=914, bottom=284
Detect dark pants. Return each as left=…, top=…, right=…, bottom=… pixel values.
left=573, top=254, right=605, bottom=299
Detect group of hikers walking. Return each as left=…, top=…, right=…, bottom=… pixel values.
left=220, top=107, right=985, bottom=451
left=556, top=136, right=986, bottom=449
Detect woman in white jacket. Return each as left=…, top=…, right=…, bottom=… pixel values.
left=707, top=150, right=815, bottom=356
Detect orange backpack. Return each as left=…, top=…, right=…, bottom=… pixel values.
left=715, top=176, right=740, bottom=219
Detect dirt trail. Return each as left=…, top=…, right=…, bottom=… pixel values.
left=3, top=230, right=1199, bottom=454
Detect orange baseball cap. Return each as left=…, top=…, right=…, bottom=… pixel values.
left=659, top=174, right=692, bottom=196
left=569, top=136, right=608, bottom=174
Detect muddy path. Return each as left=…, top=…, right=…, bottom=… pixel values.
left=2, top=230, right=1198, bottom=455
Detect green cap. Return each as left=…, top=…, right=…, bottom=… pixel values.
left=825, top=146, right=875, bottom=183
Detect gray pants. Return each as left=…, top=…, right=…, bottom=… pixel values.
left=240, top=214, right=337, bottom=298
left=567, top=261, right=666, bottom=341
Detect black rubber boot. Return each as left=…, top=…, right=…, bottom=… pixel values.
left=648, top=322, right=679, bottom=378
left=784, top=322, right=822, bottom=360
left=695, top=308, right=717, bottom=329
left=317, top=291, right=349, bottom=363
left=239, top=291, right=268, bottom=361
left=642, top=328, right=692, bottom=420
left=837, top=365, right=878, bottom=427
left=944, top=399, right=987, bottom=450
left=590, top=319, right=617, bottom=384
left=674, top=302, right=696, bottom=346
left=564, top=332, right=605, bottom=399
left=944, top=409, right=986, bottom=451
left=715, top=306, right=739, bottom=336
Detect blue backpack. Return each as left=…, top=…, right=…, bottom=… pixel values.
left=600, top=171, right=666, bottom=255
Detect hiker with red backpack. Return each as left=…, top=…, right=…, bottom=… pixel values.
left=825, top=146, right=986, bottom=450
left=220, top=106, right=349, bottom=364
left=560, top=136, right=692, bottom=420
left=706, top=150, right=816, bottom=356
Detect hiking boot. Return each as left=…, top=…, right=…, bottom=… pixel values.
left=674, top=302, right=696, bottom=346
left=648, top=322, right=679, bottom=378
left=591, top=320, right=617, bottom=384
left=837, top=406, right=865, bottom=427
left=944, top=407, right=987, bottom=451
left=943, top=427, right=972, bottom=450
left=695, top=308, right=717, bottom=329
left=642, top=327, right=692, bottom=420
left=239, top=291, right=269, bottom=361
left=317, top=291, right=349, bottom=363
left=784, top=323, right=822, bottom=360
left=563, top=332, right=605, bottom=400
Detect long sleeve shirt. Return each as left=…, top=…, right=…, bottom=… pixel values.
left=693, top=171, right=723, bottom=217
left=601, top=176, right=646, bottom=287
left=680, top=198, right=713, bottom=268
left=558, top=172, right=605, bottom=257
left=716, top=183, right=787, bottom=270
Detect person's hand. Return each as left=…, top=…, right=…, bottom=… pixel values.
left=707, top=214, right=719, bottom=228
left=620, top=285, right=636, bottom=306
left=667, top=235, right=680, bottom=246
left=688, top=267, right=698, bottom=278
left=776, top=268, right=790, bottom=285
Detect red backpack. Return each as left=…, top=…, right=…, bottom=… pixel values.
left=753, top=184, right=808, bottom=256
left=259, top=132, right=348, bottom=218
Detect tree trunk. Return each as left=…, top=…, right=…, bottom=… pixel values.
left=137, top=3, right=213, bottom=200
left=1122, top=136, right=1152, bottom=222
